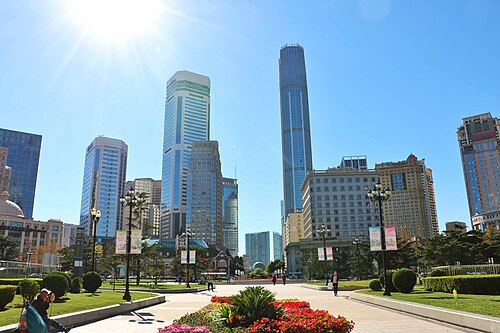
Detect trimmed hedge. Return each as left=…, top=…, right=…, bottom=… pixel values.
left=379, top=270, right=395, bottom=292
left=392, top=268, right=417, bottom=293
left=0, top=286, right=16, bottom=309
left=18, top=279, right=40, bottom=302
left=83, top=272, right=102, bottom=293
left=369, top=279, right=382, bottom=291
left=0, top=278, right=42, bottom=286
left=428, top=269, right=447, bottom=277
left=42, top=273, right=69, bottom=299
left=70, top=277, right=83, bottom=294
left=423, top=274, right=500, bottom=295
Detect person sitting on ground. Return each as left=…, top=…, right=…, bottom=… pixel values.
left=31, top=288, right=72, bottom=333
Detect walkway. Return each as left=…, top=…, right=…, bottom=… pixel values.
left=71, top=284, right=480, bottom=333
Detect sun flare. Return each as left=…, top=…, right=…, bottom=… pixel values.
left=67, top=0, right=162, bottom=41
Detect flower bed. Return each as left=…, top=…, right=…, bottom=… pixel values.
left=158, top=287, right=354, bottom=333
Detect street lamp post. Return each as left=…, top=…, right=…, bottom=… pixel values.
left=181, top=227, right=194, bottom=288
left=90, top=207, right=101, bottom=272
left=120, top=187, right=138, bottom=302
left=367, top=182, right=392, bottom=296
left=317, top=224, right=330, bottom=276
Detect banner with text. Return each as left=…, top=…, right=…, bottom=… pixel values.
left=115, top=230, right=127, bottom=254
left=369, top=227, right=382, bottom=251
left=318, top=247, right=333, bottom=261
left=181, top=250, right=196, bottom=264
left=384, top=226, right=398, bottom=251
left=326, top=247, right=334, bottom=260
left=318, top=247, right=325, bottom=261
left=131, top=230, right=142, bottom=254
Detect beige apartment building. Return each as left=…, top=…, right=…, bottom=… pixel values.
left=284, top=209, right=304, bottom=248
left=376, top=154, right=439, bottom=240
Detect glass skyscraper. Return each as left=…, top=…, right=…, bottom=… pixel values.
left=279, top=45, right=313, bottom=218
left=161, top=71, right=210, bottom=238
left=245, top=231, right=270, bottom=267
left=0, top=128, right=42, bottom=218
left=79, top=136, right=128, bottom=238
left=222, top=177, right=238, bottom=256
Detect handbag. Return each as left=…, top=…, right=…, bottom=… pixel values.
left=327, top=282, right=333, bottom=290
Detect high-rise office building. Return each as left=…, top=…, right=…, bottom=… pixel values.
left=186, top=141, right=222, bottom=247
left=340, top=156, right=368, bottom=170
left=161, top=71, right=210, bottom=238
left=0, top=147, right=12, bottom=192
left=279, top=44, right=313, bottom=218
left=458, top=113, right=500, bottom=231
left=245, top=231, right=270, bottom=267
left=0, top=128, right=42, bottom=218
left=79, top=136, right=128, bottom=238
left=376, top=154, right=439, bottom=239
left=272, top=232, right=283, bottom=261
left=222, top=177, right=238, bottom=256
left=124, top=178, right=162, bottom=237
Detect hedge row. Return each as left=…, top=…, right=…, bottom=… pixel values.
left=423, top=274, right=500, bottom=295
left=0, top=278, right=42, bottom=286
left=0, top=286, right=16, bottom=309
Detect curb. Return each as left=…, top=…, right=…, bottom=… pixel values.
left=0, top=294, right=165, bottom=333
left=302, top=284, right=368, bottom=291
left=350, top=292, right=500, bottom=333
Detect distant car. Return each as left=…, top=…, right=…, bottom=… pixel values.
left=28, top=273, right=39, bottom=278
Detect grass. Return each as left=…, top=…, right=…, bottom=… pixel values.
left=307, top=279, right=372, bottom=288
left=108, top=282, right=201, bottom=289
left=0, top=290, right=152, bottom=327
left=357, top=286, right=500, bottom=318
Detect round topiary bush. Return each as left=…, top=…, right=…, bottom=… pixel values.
left=369, top=279, right=382, bottom=291
left=392, top=268, right=417, bottom=293
left=83, top=272, right=102, bottom=293
left=70, top=277, right=83, bottom=294
left=428, top=269, right=447, bottom=277
left=42, top=273, right=69, bottom=299
left=0, top=286, right=16, bottom=309
left=379, top=270, right=395, bottom=292
left=18, top=279, right=40, bottom=302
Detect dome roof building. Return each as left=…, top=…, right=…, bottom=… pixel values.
left=0, top=191, right=24, bottom=217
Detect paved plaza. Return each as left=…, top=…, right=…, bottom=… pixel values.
left=71, top=284, right=479, bottom=333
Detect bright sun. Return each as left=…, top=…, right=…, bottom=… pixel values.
left=67, top=0, right=162, bottom=41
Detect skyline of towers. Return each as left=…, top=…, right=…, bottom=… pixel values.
left=458, top=112, right=500, bottom=231
left=161, top=70, right=211, bottom=239
left=279, top=44, right=313, bottom=218
left=79, top=136, right=128, bottom=238
left=0, top=128, right=42, bottom=218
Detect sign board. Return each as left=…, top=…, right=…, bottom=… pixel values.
left=326, top=247, right=334, bottom=260
left=115, top=230, right=127, bottom=254
left=369, top=227, right=382, bottom=251
left=318, top=247, right=325, bottom=261
left=385, top=226, right=397, bottom=251
left=181, top=250, right=196, bottom=264
left=131, top=230, right=142, bottom=254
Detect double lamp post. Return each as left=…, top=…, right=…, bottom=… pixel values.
left=181, top=227, right=195, bottom=288
left=120, top=187, right=138, bottom=302
left=90, top=207, right=101, bottom=273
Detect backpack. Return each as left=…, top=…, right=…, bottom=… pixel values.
left=16, top=302, right=49, bottom=333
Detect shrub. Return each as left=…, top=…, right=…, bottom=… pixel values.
left=379, top=270, right=395, bottom=292
left=42, top=273, right=69, bottom=299
left=369, top=279, right=382, bottom=291
left=18, top=279, right=40, bottom=302
left=392, top=269, right=417, bottom=293
left=158, top=323, right=211, bottom=333
left=232, top=286, right=278, bottom=326
left=70, top=277, right=83, bottom=293
left=428, top=269, right=447, bottom=277
left=83, top=272, right=102, bottom=293
left=0, top=286, right=16, bottom=309
left=423, top=274, right=500, bottom=295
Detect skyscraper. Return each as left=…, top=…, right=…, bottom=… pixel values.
left=272, top=232, right=283, bottom=261
left=161, top=71, right=211, bottom=238
left=376, top=154, right=439, bottom=239
left=245, top=231, right=270, bottom=267
left=0, top=128, right=42, bottom=218
left=79, top=136, right=128, bottom=238
left=458, top=113, right=500, bottom=231
left=279, top=44, right=313, bottom=218
left=222, top=177, right=238, bottom=256
left=0, top=147, right=12, bottom=193
left=124, top=178, right=162, bottom=238
left=186, top=141, right=222, bottom=247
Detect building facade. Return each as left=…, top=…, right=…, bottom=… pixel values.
left=445, top=221, right=467, bottom=232
left=62, top=223, right=78, bottom=247
left=186, top=141, right=222, bottom=247
left=161, top=71, right=211, bottom=238
left=279, top=45, right=313, bottom=218
left=0, top=128, right=42, bottom=218
left=222, top=177, right=238, bottom=256
left=301, top=167, right=380, bottom=242
left=284, top=209, right=304, bottom=248
left=79, top=136, right=128, bottom=238
left=376, top=154, right=439, bottom=239
left=124, top=178, right=162, bottom=238
left=340, top=156, right=368, bottom=170
left=0, top=147, right=12, bottom=192
left=272, top=232, right=282, bottom=261
left=245, top=231, right=270, bottom=267
left=458, top=113, right=500, bottom=231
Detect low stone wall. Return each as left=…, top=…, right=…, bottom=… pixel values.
left=0, top=294, right=165, bottom=333
left=351, top=292, right=500, bottom=333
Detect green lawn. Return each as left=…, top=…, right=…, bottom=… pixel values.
left=357, top=286, right=500, bottom=318
left=108, top=282, right=201, bottom=289
left=0, top=290, right=152, bottom=327
left=307, top=279, right=372, bottom=288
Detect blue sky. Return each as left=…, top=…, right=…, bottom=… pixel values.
left=1, top=0, right=499, bottom=254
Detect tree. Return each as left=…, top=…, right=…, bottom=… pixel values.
left=348, top=241, right=373, bottom=278
left=265, top=259, right=281, bottom=274
left=0, top=236, right=18, bottom=260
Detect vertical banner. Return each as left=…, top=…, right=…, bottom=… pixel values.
left=369, top=227, right=382, bottom=251
left=181, top=250, right=188, bottom=264
left=385, top=226, right=397, bottom=251
left=317, top=247, right=325, bottom=261
left=131, top=230, right=142, bottom=254
left=189, top=250, right=196, bottom=264
left=115, top=230, right=127, bottom=254
left=326, top=247, right=333, bottom=260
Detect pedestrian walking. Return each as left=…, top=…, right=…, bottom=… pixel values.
left=272, top=274, right=277, bottom=285
left=207, top=275, right=214, bottom=292
left=282, top=273, right=286, bottom=285
left=226, top=274, right=231, bottom=283
left=331, top=271, right=339, bottom=296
